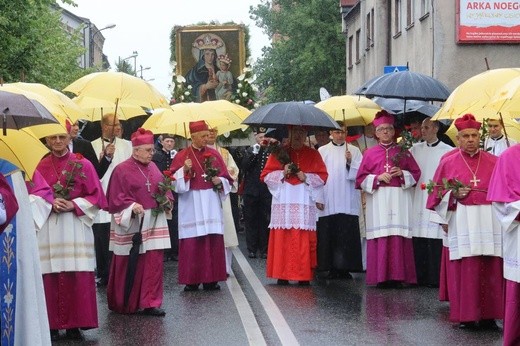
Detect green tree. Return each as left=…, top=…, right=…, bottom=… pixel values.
left=114, top=59, right=135, bottom=76
left=250, top=0, right=346, bottom=103
left=0, top=1, right=88, bottom=90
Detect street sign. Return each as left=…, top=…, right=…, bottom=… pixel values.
left=384, top=65, right=408, bottom=74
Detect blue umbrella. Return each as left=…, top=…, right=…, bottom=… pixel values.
left=242, top=101, right=340, bottom=129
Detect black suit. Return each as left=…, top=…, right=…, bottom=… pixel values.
left=240, top=146, right=272, bottom=256
left=71, top=138, right=109, bottom=178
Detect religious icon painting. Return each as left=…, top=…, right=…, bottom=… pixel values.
left=174, top=25, right=246, bottom=103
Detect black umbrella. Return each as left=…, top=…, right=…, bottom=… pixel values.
left=355, top=71, right=451, bottom=102
left=124, top=216, right=144, bottom=306
left=0, top=90, right=58, bottom=135
left=242, top=101, right=340, bottom=130
left=373, top=97, right=440, bottom=117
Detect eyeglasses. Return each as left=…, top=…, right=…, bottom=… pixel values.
left=376, top=126, right=394, bottom=132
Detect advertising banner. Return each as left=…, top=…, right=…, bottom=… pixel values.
left=457, top=0, right=520, bottom=43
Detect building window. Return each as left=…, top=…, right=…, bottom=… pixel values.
left=371, top=8, right=375, bottom=46
left=394, top=0, right=402, bottom=35
left=355, top=29, right=361, bottom=63
left=366, top=12, right=371, bottom=50
left=406, top=0, right=414, bottom=28
left=348, top=35, right=353, bottom=68
left=421, top=0, right=430, bottom=16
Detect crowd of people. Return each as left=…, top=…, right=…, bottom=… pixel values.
left=1, top=109, right=519, bottom=345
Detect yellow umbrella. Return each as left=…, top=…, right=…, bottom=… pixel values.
left=445, top=111, right=520, bottom=145
left=315, top=95, right=381, bottom=126
left=487, top=75, right=520, bottom=117
left=71, top=95, right=151, bottom=121
left=63, top=72, right=170, bottom=114
left=0, top=129, right=49, bottom=179
left=4, top=82, right=86, bottom=122
left=434, top=68, right=520, bottom=120
left=142, top=103, right=246, bottom=138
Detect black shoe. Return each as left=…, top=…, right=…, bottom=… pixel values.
left=260, top=253, right=268, bottom=259
left=163, top=256, right=170, bottom=262
left=96, top=278, right=108, bottom=287
left=171, top=254, right=178, bottom=261
left=298, top=281, right=310, bottom=286
left=458, top=321, right=478, bottom=330
left=141, top=307, right=166, bottom=316
left=277, top=279, right=289, bottom=285
left=248, top=251, right=257, bottom=258
left=65, top=328, right=83, bottom=340
left=203, top=282, right=221, bottom=291
left=50, top=329, right=60, bottom=341
left=478, top=319, right=498, bottom=330
left=184, top=284, right=199, bottom=292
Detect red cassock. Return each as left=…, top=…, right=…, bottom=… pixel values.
left=261, top=145, right=328, bottom=282
left=427, top=149, right=504, bottom=324
left=0, top=174, right=18, bottom=233
left=35, top=151, right=107, bottom=330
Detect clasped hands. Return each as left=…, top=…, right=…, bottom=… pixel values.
left=284, top=163, right=306, bottom=182
left=53, top=198, right=73, bottom=213
left=377, top=167, right=402, bottom=184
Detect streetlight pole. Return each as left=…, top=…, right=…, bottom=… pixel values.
left=89, top=24, right=116, bottom=67
left=138, top=65, right=151, bottom=79
left=122, top=51, right=138, bottom=76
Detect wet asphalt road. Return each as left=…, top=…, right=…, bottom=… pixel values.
left=54, top=233, right=503, bottom=345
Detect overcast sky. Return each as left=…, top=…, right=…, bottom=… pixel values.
left=62, top=0, right=271, bottom=97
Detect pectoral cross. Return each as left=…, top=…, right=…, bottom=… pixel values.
left=470, top=175, right=480, bottom=187
left=384, top=163, right=391, bottom=173
left=201, top=173, right=208, bottom=179
left=145, top=179, right=151, bottom=192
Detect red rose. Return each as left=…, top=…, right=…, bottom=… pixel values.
left=75, top=153, right=84, bottom=160
left=202, top=152, right=213, bottom=159
left=420, top=183, right=426, bottom=190
left=163, top=170, right=173, bottom=177
left=404, top=125, right=411, bottom=130
left=411, top=130, right=420, bottom=138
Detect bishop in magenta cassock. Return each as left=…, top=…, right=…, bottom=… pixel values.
left=170, top=120, right=232, bottom=292
left=260, top=125, right=328, bottom=285
left=488, top=143, right=520, bottom=345
left=34, top=132, right=107, bottom=340
left=426, top=114, right=503, bottom=330
left=355, top=110, right=421, bottom=287
left=106, top=128, right=172, bottom=316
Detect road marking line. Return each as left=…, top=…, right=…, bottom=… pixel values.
left=232, top=248, right=300, bottom=346
left=226, top=274, right=267, bottom=346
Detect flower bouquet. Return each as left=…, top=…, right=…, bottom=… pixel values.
left=260, top=138, right=300, bottom=177
left=53, top=153, right=86, bottom=200
left=202, top=152, right=223, bottom=192
left=421, top=178, right=469, bottom=199
left=392, top=128, right=418, bottom=166
left=151, top=170, right=175, bottom=217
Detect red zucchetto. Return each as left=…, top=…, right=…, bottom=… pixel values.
left=454, top=113, right=481, bottom=131
left=189, top=120, right=209, bottom=134
left=131, top=128, right=154, bottom=147
left=372, top=110, right=395, bottom=127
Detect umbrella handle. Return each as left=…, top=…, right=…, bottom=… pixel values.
left=2, top=111, right=6, bottom=136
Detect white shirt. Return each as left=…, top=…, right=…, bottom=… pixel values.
left=317, top=141, right=362, bottom=217
left=409, top=140, right=452, bottom=239
left=484, top=135, right=517, bottom=156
